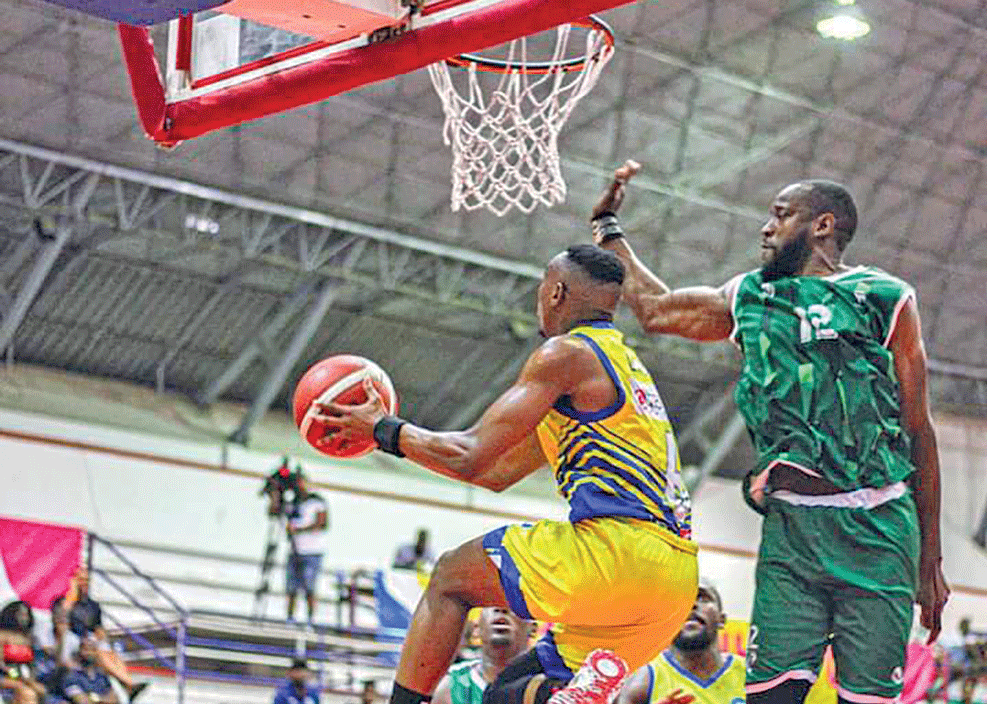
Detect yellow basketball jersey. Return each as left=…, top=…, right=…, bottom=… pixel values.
left=535, top=322, right=692, bottom=536
left=648, top=651, right=746, bottom=704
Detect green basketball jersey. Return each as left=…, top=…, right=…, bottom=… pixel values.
left=727, top=265, right=915, bottom=491
left=446, top=660, right=487, bottom=704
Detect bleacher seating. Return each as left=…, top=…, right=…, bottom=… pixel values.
left=87, top=535, right=401, bottom=703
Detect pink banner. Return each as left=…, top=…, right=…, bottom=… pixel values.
left=0, top=517, right=82, bottom=610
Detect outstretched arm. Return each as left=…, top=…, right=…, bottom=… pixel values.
left=889, top=297, right=949, bottom=643
left=592, top=162, right=733, bottom=342
left=317, top=337, right=595, bottom=491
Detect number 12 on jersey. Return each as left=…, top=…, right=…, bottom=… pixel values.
left=794, top=304, right=837, bottom=343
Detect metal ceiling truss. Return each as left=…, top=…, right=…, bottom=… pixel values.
left=0, top=220, right=71, bottom=357
left=0, top=138, right=736, bottom=431
left=1, top=137, right=984, bottom=418
left=230, top=279, right=342, bottom=443
left=674, top=387, right=747, bottom=492
left=440, top=338, right=540, bottom=431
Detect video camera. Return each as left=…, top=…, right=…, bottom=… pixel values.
left=260, top=457, right=303, bottom=518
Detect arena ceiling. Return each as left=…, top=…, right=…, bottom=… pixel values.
left=1, top=0, right=986, bottom=482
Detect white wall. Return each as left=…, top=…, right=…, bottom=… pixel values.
left=1, top=405, right=985, bottom=636
left=0, top=407, right=562, bottom=570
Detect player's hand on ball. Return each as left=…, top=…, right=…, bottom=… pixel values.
left=315, top=378, right=388, bottom=446
left=655, top=689, right=694, bottom=704
left=591, top=159, right=641, bottom=224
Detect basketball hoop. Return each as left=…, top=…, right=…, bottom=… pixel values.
left=427, top=16, right=615, bottom=217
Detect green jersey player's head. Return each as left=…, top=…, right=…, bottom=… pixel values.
left=760, top=180, right=858, bottom=281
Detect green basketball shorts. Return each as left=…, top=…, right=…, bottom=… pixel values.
left=745, top=492, right=920, bottom=703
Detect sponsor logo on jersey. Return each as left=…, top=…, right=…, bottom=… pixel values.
left=630, top=378, right=668, bottom=421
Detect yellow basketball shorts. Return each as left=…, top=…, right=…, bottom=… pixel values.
left=482, top=516, right=698, bottom=679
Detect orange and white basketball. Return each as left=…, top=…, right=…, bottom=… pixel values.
left=293, top=355, right=398, bottom=458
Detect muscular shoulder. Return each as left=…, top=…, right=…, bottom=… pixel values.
left=529, top=335, right=601, bottom=379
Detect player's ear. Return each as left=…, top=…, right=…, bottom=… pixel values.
left=551, top=281, right=566, bottom=305
left=813, top=212, right=835, bottom=239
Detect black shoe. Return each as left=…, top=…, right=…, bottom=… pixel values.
left=128, top=682, right=150, bottom=702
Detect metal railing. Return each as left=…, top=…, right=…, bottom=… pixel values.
left=85, top=533, right=408, bottom=702
left=88, top=532, right=190, bottom=703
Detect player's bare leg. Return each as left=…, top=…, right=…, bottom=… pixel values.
left=394, top=537, right=508, bottom=699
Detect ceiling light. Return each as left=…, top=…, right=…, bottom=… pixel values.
left=835, top=0, right=855, bottom=5
left=817, top=14, right=870, bottom=40
left=184, top=214, right=220, bottom=234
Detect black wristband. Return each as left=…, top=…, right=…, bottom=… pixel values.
left=373, top=416, right=407, bottom=457
left=592, top=213, right=624, bottom=243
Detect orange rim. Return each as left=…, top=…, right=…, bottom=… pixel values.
left=445, top=16, right=615, bottom=74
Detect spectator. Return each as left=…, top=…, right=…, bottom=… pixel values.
left=274, top=658, right=320, bottom=704
left=392, top=529, right=435, bottom=572
left=433, top=608, right=533, bottom=704
left=37, top=598, right=80, bottom=668
left=354, top=680, right=377, bottom=704
left=616, top=582, right=744, bottom=704
left=0, top=601, right=46, bottom=704
left=285, top=474, right=329, bottom=625
left=58, top=570, right=147, bottom=702
left=62, top=639, right=115, bottom=704
left=34, top=599, right=75, bottom=703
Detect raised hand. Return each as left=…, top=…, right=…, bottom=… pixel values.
left=591, top=159, right=641, bottom=222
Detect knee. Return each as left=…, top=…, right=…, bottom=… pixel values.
left=426, top=548, right=475, bottom=603
left=427, top=550, right=458, bottom=594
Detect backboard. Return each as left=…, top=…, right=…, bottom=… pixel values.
left=117, top=0, right=636, bottom=145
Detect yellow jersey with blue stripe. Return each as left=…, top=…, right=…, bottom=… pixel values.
left=648, top=651, right=746, bottom=704
left=536, top=321, right=692, bottom=536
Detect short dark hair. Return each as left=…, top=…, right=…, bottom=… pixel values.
left=802, top=180, right=857, bottom=250
left=564, top=244, right=625, bottom=285
left=290, top=658, right=309, bottom=670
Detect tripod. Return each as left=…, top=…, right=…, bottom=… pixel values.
left=253, top=511, right=301, bottom=620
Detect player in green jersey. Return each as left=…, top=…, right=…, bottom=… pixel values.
left=433, top=609, right=534, bottom=704
left=589, top=161, right=949, bottom=704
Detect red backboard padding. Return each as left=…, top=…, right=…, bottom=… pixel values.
left=119, top=0, right=635, bottom=144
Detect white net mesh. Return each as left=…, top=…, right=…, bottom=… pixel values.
left=427, top=23, right=615, bottom=217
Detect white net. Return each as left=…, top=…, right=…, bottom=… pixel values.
left=427, top=23, right=615, bottom=217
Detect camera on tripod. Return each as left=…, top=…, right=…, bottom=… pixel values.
left=260, top=456, right=302, bottom=518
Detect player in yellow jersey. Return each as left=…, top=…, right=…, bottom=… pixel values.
left=617, top=582, right=744, bottom=704
left=318, top=245, right=698, bottom=704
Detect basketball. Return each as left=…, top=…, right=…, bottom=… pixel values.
left=293, top=355, right=398, bottom=459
